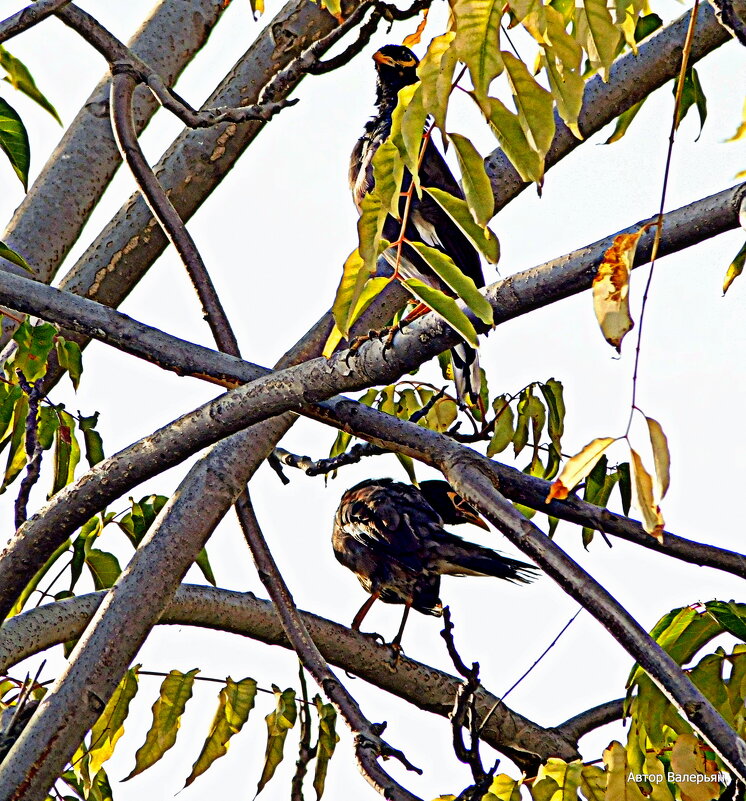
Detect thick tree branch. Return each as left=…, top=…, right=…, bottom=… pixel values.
left=0, top=0, right=71, bottom=44
left=0, top=586, right=581, bottom=768
left=555, top=699, right=625, bottom=742
left=235, top=494, right=424, bottom=800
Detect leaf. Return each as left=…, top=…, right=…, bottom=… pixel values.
left=542, top=53, right=584, bottom=139
left=10, top=320, right=57, bottom=382
left=617, top=461, right=631, bottom=515
left=0, top=96, right=29, bottom=190
left=502, top=51, right=555, bottom=159
left=85, top=549, right=121, bottom=590
left=2, top=394, right=28, bottom=492
left=488, top=395, right=515, bottom=455
left=670, top=734, right=720, bottom=801
left=539, top=378, right=565, bottom=453
left=0, top=240, right=31, bottom=272
left=575, top=0, right=621, bottom=80
left=51, top=409, right=80, bottom=495
left=195, top=547, right=216, bottom=586
left=593, top=229, right=646, bottom=351
left=7, top=537, right=71, bottom=617
left=409, top=241, right=494, bottom=324
left=422, top=397, right=459, bottom=432
left=88, top=667, right=139, bottom=776
left=725, top=97, right=746, bottom=142
left=547, top=437, right=616, bottom=501
left=630, top=447, right=664, bottom=540
left=257, top=687, right=297, bottom=795
left=645, top=416, right=670, bottom=501
left=79, top=412, right=104, bottom=467
left=603, top=741, right=648, bottom=801
left=0, top=46, right=61, bottom=124
left=391, top=83, right=426, bottom=182
left=117, top=494, right=169, bottom=548
left=424, top=186, right=500, bottom=263
left=604, top=99, right=645, bottom=144
left=579, top=764, right=607, bottom=801
left=675, top=67, right=707, bottom=138
left=331, top=247, right=375, bottom=337
left=581, top=455, right=619, bottom=545
left=418, top=33, right=458, bottom=132
left=488, top=773, right=523, bottom=801
left=403, top=278, right=480, bottom=347
left=55, top=338, right=83, bottom=390
left=313, top=697, right=339, bottom=799
left=705, top=601, right=746, bottom=643
left=483, top=95, right=544, bottom=184
left=448, top=132, right=495, bottom=225
left=126, top=669, right=199, bottom=779
left=723, top=240, right=746, bottom=294
left=451, top=0, right=504, bottom=99
left=184, top=677, right=257, bottom=787
left=403, top=7, right=430, bottom=46
left=0, top=383, right=22, bottom=445
left=536, top=759, right=583, bottom=801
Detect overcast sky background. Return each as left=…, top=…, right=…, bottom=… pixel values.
left=0, top=0, right=745, bottom=798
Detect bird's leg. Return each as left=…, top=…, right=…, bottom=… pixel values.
left=351, top=591, right=380, bottom=631
left=390, top=600, right=413, bottom=654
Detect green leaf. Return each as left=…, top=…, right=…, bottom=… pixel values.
left=483, top=95, right=544, bottom=184
left=422, top=397, right=459, bottom=433
left=541, top=46, right=583, bottom=139
left=402, top=278, right=480, bottom=347
left=0, top=46, right=61, bottom=124
left=723, top=240, right=746, bottom=295
left=396, top=452, right=418, bottom=484
left=675, top=67, right=707, bottom=138
left=418, top=33, right=457, bottom=132
left=126, top=669, right=200, bottom=779
left=37, top=404, right=59, bottom=450
left=85, top=549, right=121, bottom=590
left=257, top=687, right=297, bottom=795
left=10, top=320, right=57, bottom=382
left=89, top=667, right=139, bottom=776
left=2, top=393, right=28, bottom=492
left=391, top=83, right=426, bottom=183
left=617, top=461, right=631, bottom=515
left=0, top=96, right=29, bottom=190
left=79, top=412, right=104, bottom=467
left=451, top=0, right=504, bottom=99
left=502, top=51, right=555, bottom=159
left=633, top=12, right=662, bottom=41
left=487, top=395, right=514, bottom=456
left=575, top=0, right=621, bottom=80
left=51, top=409, right=80, bottom=496
left=313, top=697, right=339, bottom=800
left=8, top=537, right=71, bottom=617
left=0, top=383, right=22, bottom=445
left=539, top=379, right=565, bottom=453
left=117, top=494, right=169, bottom=548
left=448, top=132, right=495, bottom=226
left=195, top=547, right=216, bottom=586
left=409, top=242, right=493, bottom=325
left=0, top=240, right=31, bottom=272
left=56, top=337, right=83, bottom=390
left=184, top=677, right=257, bottom=787
left=705, top=601, right=746, bottom=643
left=424, top=186, right=500, bottom=263
left=604, top=99, right=645, bottom=144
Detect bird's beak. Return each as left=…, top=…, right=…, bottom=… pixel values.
left=448, top=491, right=490, bottom=530
left=372, top=51, right=417, bottom=68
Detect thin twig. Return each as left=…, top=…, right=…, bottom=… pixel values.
left=14, top=372, right=45, bottom=529
left=235, top=492, right=423, bottom=800
left=0, top=0, right=71, bottom=44
left=109, top=68, right=240, bottom=357
left=291, top=666, right=316, bottom=801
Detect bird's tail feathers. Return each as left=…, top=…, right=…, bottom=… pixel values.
left=451, top=344, right=481, bottom=407
left=435, top=539, right=538, bottom=584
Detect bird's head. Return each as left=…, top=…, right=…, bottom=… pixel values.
left=372, top=45, right=419, bottom=106
left=419, top=480, right=490, bottom=530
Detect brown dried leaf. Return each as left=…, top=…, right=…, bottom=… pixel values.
left=630, top=447, right=665, bottom=541
left=546, top=437, right=616, bottom=502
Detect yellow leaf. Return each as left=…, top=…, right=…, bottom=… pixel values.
left=592, top=229, right=645, bottom=351
left=448, top=132, right=495, bottom=226
left=645, top=416, right=670, bottom=500
left=391, top=83, right=426, bottom=183
left=483, top=95, right=544, bottom=184
left=723, top=240, right=746, bottom=294
left=542, top=54, right=583, bottom=139
left=403, top=8, right=429, bottom=46
left=670, top=734, right=720, bottom=801
left=502, top=51, right=555, bottom=158
left=451, top=0, right=504, bottom=98
left=725, top=98, right=746, bottom=142
left=488, top=774, right=523, bottom=801
left=603, top=741, right=648, bottom=801
left=575, top=0, right=622, bottom=81
left=630, top=447, right=665, bottom=541
left=546, top=436, right=616, bottom=501
left=418, top=33, right=458, bottom=132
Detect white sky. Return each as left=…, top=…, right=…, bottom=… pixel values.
left=0, top=0, right=745, bottom=799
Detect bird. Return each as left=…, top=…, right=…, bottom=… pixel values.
left=350, top=44, right=487, bottom=406
left=332, top=478, right=538, bottom=648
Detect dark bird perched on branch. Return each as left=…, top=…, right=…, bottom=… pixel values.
left=332, top=478, right=538, bottom=648
left=350, top=44, right=486, bottom=405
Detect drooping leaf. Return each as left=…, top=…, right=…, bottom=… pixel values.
left=539, top=378, right=565, bottom=453
left=488, top=395, right=515, bottom=455
left=546, top=436, right=616, bottom=501
left=422, top=397, right=459, bottom=432
left=117, top=494, right=169, bottom=548
left=402, top=278, right=480, bottom=347
left=581, top=455, right=619, bottom=546
left=55, top=337, right=83, bottom=390
left=184, top=677, right=257, bottom=787
left=592, top=228, right=646, bottom=351
left=629, top=447, right=664, bottom=540
left=536, top=758, right=583, bottom=801
left=675, top=67, right=707, bottom=137
left=51, top=409, right=80, bottom=496
left=424, top=186, right=500, bottom=263
left=483, top=95, right=544, bottom=184
left=8, top=537, right=70, bottom=617
left=10, top=320, right=57, bottom=382
left=403, top=7, right=430, bottom=46
left=195, top=547, right=216, bottom=586
left=418, top=33, right=458, bottom=132
left=579, top=763, right=607, bottom=801
left=0, top=96, right=29, bottom=190
left=257, top=687, right=297, bottom=795
left=705, top=601, right=746, bottom=643
left=0, top=240, right=31, bottom=272
left=542, top=54, right=584, bottom=139
left=502, top=51, right=555, bottom=159
left=575, top=0, right=621, bottom=80
left=409, top=241, right=494, bottom=325
left=670, top=734, right=720, bottom=801
left=88, top=667, right=139, bottom=776
left=0, top=383, right=22, bottom=445
left=126, top=669, right=199, bottom=779
left=85, top=549, right=121, bottom=590
left=313, top=696, right=339, bottom=799
left=451, top=0, right=504, bottom=99
left=488, top=773, right=523, bottom=801
left=0, top=46, right=61, bottom=124
left=79, top=412, right=104, bottom=467
left=603, top=742, right=648, bottom=801
left=391, top=83, right=427, bottom=184
left=645, top=416, right=670, bottom=501
left=448, top=132, right=495, bottom=225
left=2, top=394, right=28, bottom=492
left=604, top=99, right=645, bottom=144
left=723, top=240, right=746, bottom=294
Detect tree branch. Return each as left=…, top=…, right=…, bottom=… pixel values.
left=0, top=0, right=71, bottom=44
left=0, top=585, right=581, bottom=770
left=555, top=699, right=625, bottom=742
left=707, top=0, right=746, bottom=44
